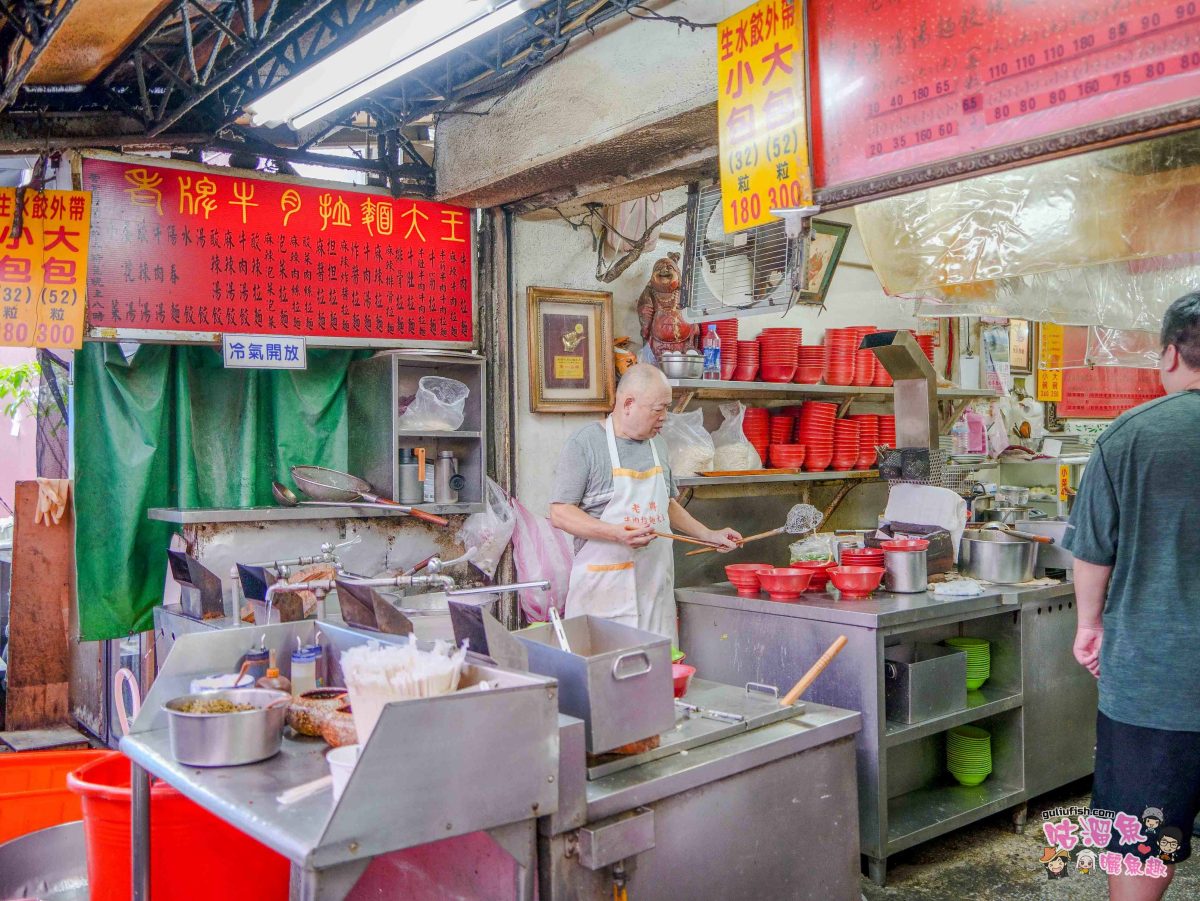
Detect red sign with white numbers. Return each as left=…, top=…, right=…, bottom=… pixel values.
left=80, top=155, right=473, bottom=344
left=809, top=0, right=1200, bottom=192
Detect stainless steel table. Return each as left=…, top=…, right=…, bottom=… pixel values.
left=677, top=580, right=1096, bottom=885
left=540, top=679, right=864, bottom=901
left=123, top=621, right=559, bottom=901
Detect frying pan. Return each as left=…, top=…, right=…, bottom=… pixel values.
left=290, top=465, right=449, bottom=526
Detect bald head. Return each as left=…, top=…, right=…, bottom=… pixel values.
left=617, top=362, right=670, bottom=400
left=613, top=362, right=672, bottom=440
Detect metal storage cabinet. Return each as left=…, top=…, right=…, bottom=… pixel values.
left=348, top=350, right=486, bottom=515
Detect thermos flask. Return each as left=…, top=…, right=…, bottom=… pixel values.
left=398, top=447, right=426, bottom=504
left=434, top=451, right=466, bottom=504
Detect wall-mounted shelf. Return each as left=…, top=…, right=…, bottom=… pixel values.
left=667, top=379, right=997, bottom=401
left=148, top=504, right=481, bottom=525
left=395, top=429, right=482, bottom=439
left=676, top=470, right=879, bottom=488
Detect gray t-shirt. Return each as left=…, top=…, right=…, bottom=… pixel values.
left=552, top=422, right=678, bottom=551
left=1063, top=390, right=1200, bottom=731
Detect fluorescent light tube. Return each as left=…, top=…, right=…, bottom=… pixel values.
left=246, top=0, right=536, bottom=130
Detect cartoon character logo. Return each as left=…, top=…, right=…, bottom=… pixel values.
left=1157, top=827, right=1183, bottom=863
left=1142, top=807, right=1164, bottom=839
left=1040, top=847, right=1071, bottom=879
left=1075, top=849, right=1096, bottom=875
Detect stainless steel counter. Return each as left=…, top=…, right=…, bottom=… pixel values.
left=677, top=577, right=1093, bottom=887
left=677, top=581, right=1075, bottom=629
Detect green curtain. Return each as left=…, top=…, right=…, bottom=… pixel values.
left=74, top=343, right=367, bottom=641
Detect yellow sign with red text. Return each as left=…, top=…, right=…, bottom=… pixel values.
left=717, top=0, right=812, bottom=234
left=0, top=188, right=91, bottom=349
left=1036, top=322, right=1064, bottom=401
left=1058, top=464, right=1071, bottom=504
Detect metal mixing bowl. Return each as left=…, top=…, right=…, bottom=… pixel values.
left=659, top=353, right=703, bottom=379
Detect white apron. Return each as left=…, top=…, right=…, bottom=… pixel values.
left=564, top=417, right=676, bottom=639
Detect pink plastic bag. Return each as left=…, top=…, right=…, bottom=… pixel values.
left=510, top=498, right=574, bottom=622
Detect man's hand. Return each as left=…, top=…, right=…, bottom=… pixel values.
left=705, top=527, right=743, bottom=553
left=612, top=523, right=656, bottom=549
left=1073, top=626, right=1102, bottom=678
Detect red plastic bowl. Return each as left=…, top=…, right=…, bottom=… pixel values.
left=672, top=663, right=697, bottom=698
left=828, top=565, right=885, bottom=598
left=756, top=567, right=814, bottom=600
left=725, top=563, right=772, bottom=596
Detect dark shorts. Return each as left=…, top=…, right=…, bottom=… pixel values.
left=1090, top=711, right=1200, bottom=864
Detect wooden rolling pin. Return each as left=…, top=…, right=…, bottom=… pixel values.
left=780, top=635, right=848, bottom=706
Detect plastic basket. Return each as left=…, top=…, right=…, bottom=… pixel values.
left=67, top=752, right=289, bottom=901
left=0, top=750, right=109, bottom=844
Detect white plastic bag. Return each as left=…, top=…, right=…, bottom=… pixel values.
left=398, top=376, right=469, bottom=431
left=459, top=478, right=517, bottom=580
left=638, top=343, right=658, bottom=366
left=660, top=410, right=715, bottom=476
left=711, top=402, right=762, bottom=470
left=511, top=498, right=574, bottom=622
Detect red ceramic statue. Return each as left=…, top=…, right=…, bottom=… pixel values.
left=636, top=252, right=697, bottom=360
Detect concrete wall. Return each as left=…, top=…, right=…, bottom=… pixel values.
left=512, top=188, right=690, bottom=516
left=511, top=202, right=919, bottom=524
left=437, top=1, right=740, bottom=209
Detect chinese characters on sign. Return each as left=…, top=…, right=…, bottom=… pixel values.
left=1039, top=806, right=1175, bottom=879
left=222, top=334, right=307, bottom=370
left=808, top=0, right=1200, bottom=191
left=82, top=157, right=473, bottom=344
left=0, top=188, right=91, bottom=349
left=1037, top=323, right=1064, bottom=401
left=717, top=0, right=813, bottom=233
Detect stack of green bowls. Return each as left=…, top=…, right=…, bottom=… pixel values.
left=944, top=636, right=990, bottom=690
left=946, top=725, right=993, bottom=786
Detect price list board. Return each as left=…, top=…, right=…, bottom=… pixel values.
left=80, top=154, right=474, bottom=346
left=808, top=0, right=1200, bottom=200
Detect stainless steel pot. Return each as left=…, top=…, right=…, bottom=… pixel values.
left=659, top=353, right=703, bottom=379
left=164, top=688, right=289, bottom=767
left=958, top=531, right=1036, bottom=584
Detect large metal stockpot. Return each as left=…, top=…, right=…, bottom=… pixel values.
left=958, top=531, right=1036, bottom=584
left=516, top=615, right=674, bottom=753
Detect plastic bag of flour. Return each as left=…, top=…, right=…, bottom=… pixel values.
left=661, top=410, right=715, bottom=476
left=711, top=402, right=762, bottom=470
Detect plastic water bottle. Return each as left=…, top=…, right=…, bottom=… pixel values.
left=951, top=417, right=970, bottom=456
left=702, top=325, right=721, bottom=380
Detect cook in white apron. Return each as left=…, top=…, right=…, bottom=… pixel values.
left=564, top=417, right=676, bottom=639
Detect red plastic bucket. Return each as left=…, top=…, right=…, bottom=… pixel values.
left=0, top=750, right=109, bottom=843
left=67, top=752, right=289, bottom=901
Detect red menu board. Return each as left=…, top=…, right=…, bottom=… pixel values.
left=80, top=155, right=473, bottom=345
left=809, top=0, right=1200, bottom=197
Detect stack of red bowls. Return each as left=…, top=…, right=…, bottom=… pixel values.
left=769, top=413, right=796, bottom=444
left=757, top=328, right=802, bottom=382
left=725, top=563, right=772, bottom=597
left=733, top=340, right=760, bottom=381
left=878, top=414, right=897, bottom=447
left=793, top=560, right=835, bottom=591
left=840, top=546, right=885, bottom=568
left=769, top=443, right=807, bottom=469
left=849, top=414, right=880, bottom=469
left=914, top=332, right=935, bottom=365
left=852, top=326, right=877, bottom=386
left=798, top=401, right=836, bottom=470
left=704, top=319, right=740, bottom=379
left=742, top=407, right=769, bottom=463
left=795, top=345, right=825, bottom=384
left=871, top=329, right=893, bottom=386
left=823, top=328, right=858, bottom=386
left=832, top=420, right=861, bottom=471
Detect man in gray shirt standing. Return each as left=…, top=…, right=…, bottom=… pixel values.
left=550, top=364, right=740, bottom=638
left=1065, top=292, right=1200, bottom=900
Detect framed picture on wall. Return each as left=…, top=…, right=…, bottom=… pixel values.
left=527, top=286, right=615, bottom=413
left=796, top=219, right=853, bottom=306
left=1009, top=319, right=1034, bottom=374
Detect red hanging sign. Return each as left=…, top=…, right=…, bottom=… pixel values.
left=809, top=0, right=1200, bottom=198
left=79, top=154, right=473, bottom=345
